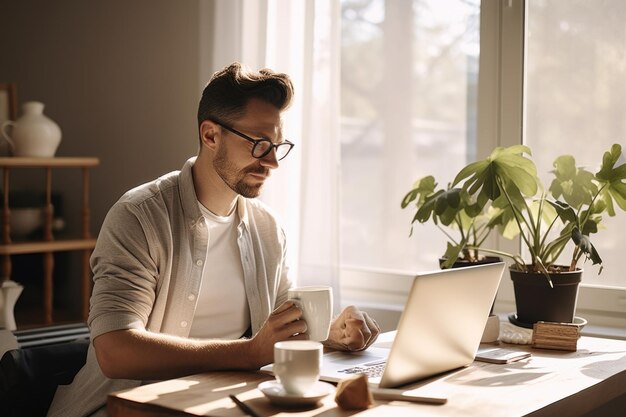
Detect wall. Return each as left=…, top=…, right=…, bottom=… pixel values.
left=0, top=0, right=213, bottom=318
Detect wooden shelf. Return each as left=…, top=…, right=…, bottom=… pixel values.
left=1, top=156, right=99, bottom=325
left=0, top=156, right=99, bottom=167
left=0, top=238, right=97, bottom=255
left=15, top=307, right=85, bottom=331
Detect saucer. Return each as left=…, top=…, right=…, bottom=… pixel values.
left=258, top=380, right=334, bottom=407
left=508, top=313, right=587, bottom=330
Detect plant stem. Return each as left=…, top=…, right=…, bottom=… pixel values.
left=465, top=246, right=526, bottom=270
left=497, top=177, right=538, bottom=264
left=538, top=214, right=559, bottom=256
left=533, top=195, right=545, bottom=257
left=438, top=225, right=459, bottom=246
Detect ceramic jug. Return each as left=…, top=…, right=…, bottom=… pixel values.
left=0, top=280, right=23, bottom=331
left=1, top=101, right=62, bottom=157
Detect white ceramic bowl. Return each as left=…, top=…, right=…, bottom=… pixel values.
left=9, top=207, right=44, bottom=237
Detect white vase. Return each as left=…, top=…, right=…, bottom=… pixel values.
left=1, top=101, right=62, bottom=157
left=480, top=314, right=501, bottom=344
left=0, top=280, right=24, bottom=331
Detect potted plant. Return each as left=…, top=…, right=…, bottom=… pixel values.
left=451, top=144, right=626, bottom=327
left=401, top=176, right=504, bottom=342
left=401, top=175, right=502, bottom=269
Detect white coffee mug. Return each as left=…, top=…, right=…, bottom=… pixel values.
left=288, top=286, right=333, bottom=342
left=274, top=340, right=323, bottom=395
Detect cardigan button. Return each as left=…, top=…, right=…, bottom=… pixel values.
left=180, top=321, right=188, bottom=328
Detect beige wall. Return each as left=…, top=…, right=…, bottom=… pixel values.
left=0, top=0, right=214, bottom=312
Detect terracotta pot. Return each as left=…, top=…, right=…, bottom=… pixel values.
left=510, top=266, right=582, bottom=327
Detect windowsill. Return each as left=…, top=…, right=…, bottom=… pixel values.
left=341, top=266, right=626, bottom=341
left=580, top=325, right=626, bottom=341
left=494, top=312, right=626, bottom=341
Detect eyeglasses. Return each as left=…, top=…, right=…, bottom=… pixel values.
left=214, top=121, right=294, bottom=161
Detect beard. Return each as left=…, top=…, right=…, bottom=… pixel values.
left=213, top=144, right=269, bottom=198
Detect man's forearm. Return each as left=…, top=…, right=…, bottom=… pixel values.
left=94, top=329, right=258, bottom=381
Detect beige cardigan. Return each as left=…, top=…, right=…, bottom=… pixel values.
left=47, top=157, right=291, bottom=417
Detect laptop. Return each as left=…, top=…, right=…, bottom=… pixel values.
left=262, top=262, right=505, bottom=389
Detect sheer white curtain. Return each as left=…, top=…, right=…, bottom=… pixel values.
left=210, top=0, right=341, bottom=310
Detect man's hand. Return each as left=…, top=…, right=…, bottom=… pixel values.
left=325, top=306, right=380, bottom=351
left=248, top=300, right=308, bottom=366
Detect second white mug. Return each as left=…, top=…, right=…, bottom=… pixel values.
left=273, top=340, right=323, bottom=395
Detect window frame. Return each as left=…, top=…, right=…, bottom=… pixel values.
left=482, top=0, right=626, bottom=331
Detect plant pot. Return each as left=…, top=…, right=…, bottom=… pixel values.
left=509, top=266, right=582, bottom=328
left=440, top=256, right=502, bottom=315
left=438, top=255, right=502, bottom=269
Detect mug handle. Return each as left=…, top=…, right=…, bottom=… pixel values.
left=1, top=121, right=16, bottom=151
left=273, top=362, right=287, bottom=379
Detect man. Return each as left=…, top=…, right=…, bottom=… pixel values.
left=47, top=63, right=379, bottom=417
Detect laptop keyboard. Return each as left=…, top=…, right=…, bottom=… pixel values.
left=337, top=359, right=387, bottom=378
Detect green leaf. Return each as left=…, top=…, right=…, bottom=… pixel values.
left=596, top=144, right=624, bottom=181
left=608, top=182, right=626, bottom=211
left=547, top=200, right=577, bottom=223
left=441, top=242, right=463, bottom=269
left=550, top=156, right=597, bottom=209
left=453, top=146, right=538, bottom=212
left=401, top=189, right=418, bottom=208
left=503, top=144, right=533, bottom=156
left=401, top=176, right=437, bottom=208
left=438, top=189, right=464, bottom=225
left=465, top=202, right=483, bottom=217
left=581, top=216, right=599, bottom=235
left=415, top=190, right=443, bottom=223
left=598, top=189, right=617, bottom=217
left=498, top=164, right=538, bottom=197
left=572, top=227, right=602, bottom=266
left=434, top=188, right=462, bottom=214
left=453, top=160, right=488, bottom=188
left=552, top=155, right=576, bottom=180
left=595, top=144, right=626, bottom=212
left=612, top=163, right=626, bottom=181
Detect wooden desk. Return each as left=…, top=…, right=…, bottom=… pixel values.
left=108, top=334, right=626, bottom=417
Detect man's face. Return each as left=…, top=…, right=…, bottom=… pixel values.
left=213, top=98, right=282, bottom=198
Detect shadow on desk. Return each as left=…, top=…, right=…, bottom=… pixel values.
left=443, top=361, right=550, bottom=387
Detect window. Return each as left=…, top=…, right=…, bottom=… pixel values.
left=340, top=0, right=481, bottom=272
left=525, top=0, right=626, bottom=288
left=339, top=0, right=625, bottom=333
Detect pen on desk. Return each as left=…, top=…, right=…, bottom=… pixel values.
left=229, top=394, right=262, bottom=417
left=371, top=388, right=448, bottom=405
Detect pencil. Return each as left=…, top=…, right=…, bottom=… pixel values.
left=371, top=388, right=447, bottom=404
left=229, top=394, right=262, bottom=417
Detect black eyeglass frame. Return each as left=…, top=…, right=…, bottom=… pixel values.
left=212, top=120, right=294, bottom=161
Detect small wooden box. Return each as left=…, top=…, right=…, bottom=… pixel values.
left=532, top=321, right=580, bottom=351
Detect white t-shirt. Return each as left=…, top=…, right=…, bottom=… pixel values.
left=189, top=202, right=250, bottom=339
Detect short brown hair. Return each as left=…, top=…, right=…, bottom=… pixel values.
left=197, top=62, right=294, bottom=127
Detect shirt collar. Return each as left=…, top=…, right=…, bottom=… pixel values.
left=180, top=157, right=204, bottom=228
left=182, top=156, right=250, bottom=231
left=236, top=195, right=250, bottom=231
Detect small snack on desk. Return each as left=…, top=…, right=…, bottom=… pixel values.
left=334, top=374, right=373, bottom=410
